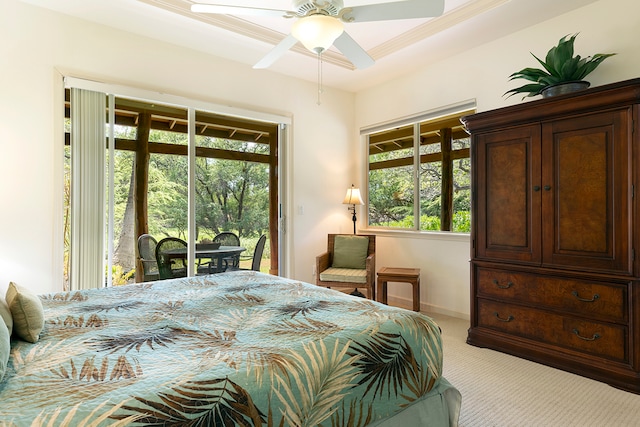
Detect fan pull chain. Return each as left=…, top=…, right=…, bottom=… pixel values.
left=317, top=50, right=324, bottom=106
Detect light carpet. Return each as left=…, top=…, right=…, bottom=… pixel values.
left=427, top=312, right=640, bottom=427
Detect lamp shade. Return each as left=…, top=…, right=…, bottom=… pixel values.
left=291, top=14, right=344, bottom=54
left=343, top=186, right=364, bottom=205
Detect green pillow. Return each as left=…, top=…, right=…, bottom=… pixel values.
left=6, top=282, right=44, bottom=343
left=332, top=235, right=369, bottom=269
left=0, top=316, right=9, bottom=381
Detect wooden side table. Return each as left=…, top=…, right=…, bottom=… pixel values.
left=376, top=267, right=421, bottom=312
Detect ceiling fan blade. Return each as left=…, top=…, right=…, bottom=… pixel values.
left=253, top=34, right=299, bottom=69
left=191, top=3, right=292, bottom=18
left=343, top=0, right=445, bottom=23
left=333, top=32, right=374, bottom=69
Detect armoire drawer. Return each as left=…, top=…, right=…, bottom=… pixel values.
left=477, top=299, right=627, bottom=362
left=476, top=267, right=628, bottom=323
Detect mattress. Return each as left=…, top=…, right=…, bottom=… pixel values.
left=0, top=271, right=460, bottom=426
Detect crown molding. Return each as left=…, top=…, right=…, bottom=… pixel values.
left=140, top=0, right=507, bottom=70
left=369, top=0, right=509, bottom=59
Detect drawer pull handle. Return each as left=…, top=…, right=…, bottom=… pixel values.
left=571, top=291, right=600, bottom=302
left=492, top=279, right=514, bottom=289
left=493, top=312, right=514, bottom=322
left=572, top=328, right=601, bottom=341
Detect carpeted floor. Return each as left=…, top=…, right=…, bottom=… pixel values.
left=427, top=312, right=640, bottom=427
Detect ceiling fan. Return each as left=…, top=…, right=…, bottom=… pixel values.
left=190, top=0, right=445, bottom=69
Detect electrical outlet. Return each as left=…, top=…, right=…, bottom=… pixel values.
left=312, top=264, right=316, bottom=276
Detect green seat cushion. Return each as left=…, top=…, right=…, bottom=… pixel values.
left=6, top=282, right=44, bottom=343
left=332, top=235, right=369, bottom=269
left=319, top=267, right=368, bottom=284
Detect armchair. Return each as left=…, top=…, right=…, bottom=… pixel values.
left=315, top=234, right=376, bottom=299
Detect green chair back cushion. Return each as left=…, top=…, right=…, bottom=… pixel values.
left=332, top=235, right=369, bottom=269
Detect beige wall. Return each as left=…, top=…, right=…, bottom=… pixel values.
left=0, top=0, right=356, bottom=296
left=355, top=0, right=640, bottom=317
left=2, top=0, right=638, bottom=320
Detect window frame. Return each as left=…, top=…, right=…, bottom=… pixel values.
left=361, top=100, right=476, bottom=235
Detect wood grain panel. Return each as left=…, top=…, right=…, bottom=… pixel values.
left=478, top=299, right=627, bottom=361
left=476, top=267, right=628, bottom=322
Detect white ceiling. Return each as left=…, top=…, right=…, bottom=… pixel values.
left=22, top=0, right=600, bottom=92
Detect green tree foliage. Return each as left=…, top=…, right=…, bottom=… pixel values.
left=194, top=157, right=268, bottom=239
left=194, top=137, right=269, bottom=239
left=368, top=147, right=414, bottom=227
left=148, top=153, right=188, bottom=239
left=368, top=138, right=471, bottom=232
left=109, top=128, right=270, bottom=243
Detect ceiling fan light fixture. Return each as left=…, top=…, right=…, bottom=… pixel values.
left=291, top=14, right=344, bottom=54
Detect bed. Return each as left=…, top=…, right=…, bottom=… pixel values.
left=0, top=271, right=460, bottom=426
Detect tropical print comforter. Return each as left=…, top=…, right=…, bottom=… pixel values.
left=0, top=271, right=443, bottom=426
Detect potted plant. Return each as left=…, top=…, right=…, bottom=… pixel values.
left=504, top=33, right=616, bottom=99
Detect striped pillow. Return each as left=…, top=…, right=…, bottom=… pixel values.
left=6, top=282, right=44, bottom=343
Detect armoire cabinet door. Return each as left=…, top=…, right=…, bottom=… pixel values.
left=474, top=125, right=542, bottom=263
left=541, top=108, right=633, bottom=274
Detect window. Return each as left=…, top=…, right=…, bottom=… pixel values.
left=365, top=104, right=474, bottom=233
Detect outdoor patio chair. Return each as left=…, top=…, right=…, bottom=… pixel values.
left=137, top=234, right=159, bottom=282
left=229, top=234, right=266, bottom=272
left=155, top=237, right=188, bottom=280
left=213, top=232, right=241, bottom=270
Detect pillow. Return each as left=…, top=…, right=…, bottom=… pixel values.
left=332, top=235, right=369, bottom=269
left=0, top=316, right=9, bottom=382
left=6, top=282, right=44, bottom=343
left=0, top=299, right=12, bottom=336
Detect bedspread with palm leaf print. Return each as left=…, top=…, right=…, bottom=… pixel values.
left=0, top=271, right=444, bottom=426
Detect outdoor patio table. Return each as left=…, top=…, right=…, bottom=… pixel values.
left=161, top=245, right=246, bottom=274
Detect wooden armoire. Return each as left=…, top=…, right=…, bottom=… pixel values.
left=463, top=78, right=640, bottom=393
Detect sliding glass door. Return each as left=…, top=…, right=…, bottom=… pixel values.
left=63, top=81, right=283, bottom=290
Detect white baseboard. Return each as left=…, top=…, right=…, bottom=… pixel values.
left=385, top=295, right=470, bottom=320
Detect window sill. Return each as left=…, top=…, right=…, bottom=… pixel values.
left=357, top=228, right=470, bottom=243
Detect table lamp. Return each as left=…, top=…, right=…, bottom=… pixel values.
left=343, top=184, right=364, bottom=235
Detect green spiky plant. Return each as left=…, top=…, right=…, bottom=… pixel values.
left=505, top=33, right=616, bottom=99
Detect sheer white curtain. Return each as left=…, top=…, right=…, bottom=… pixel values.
left=70, top=88, right=106, bottom=290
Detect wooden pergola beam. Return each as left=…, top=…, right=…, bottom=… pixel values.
left=440, top=128, right=453, bottom=231
left=368, top=128, right=469, bottom=156
left=64, top=136, right=272, bottom=164
left=134, top=112, right=151, bottom=283
left=368, top=148, right=470, bottom=170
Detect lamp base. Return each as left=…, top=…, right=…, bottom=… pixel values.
left=350, top=288, right=366, bottom=298
left=350, top=206, right=357, bottom=235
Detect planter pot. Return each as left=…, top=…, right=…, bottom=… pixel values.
left=541, top=81, right=590, bottom=98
